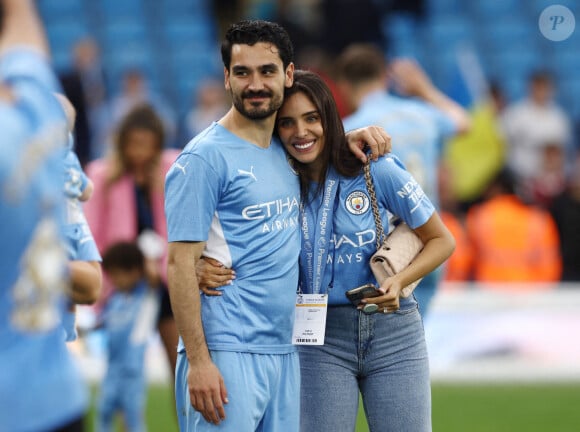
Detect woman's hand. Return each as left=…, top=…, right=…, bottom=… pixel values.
left=359, top=276, right=404, bottom=314
left=196, top=257, right=235, bottom=296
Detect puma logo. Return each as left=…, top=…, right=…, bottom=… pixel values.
left=237, top=166, right=257, bottom=182
left=174, top=161, right=189, bottom=175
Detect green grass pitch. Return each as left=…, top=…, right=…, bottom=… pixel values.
left=84, top=383, right=580, bottom=431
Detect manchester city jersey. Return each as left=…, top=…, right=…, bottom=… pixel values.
left=102, top=281, right=155, bottom=374
left=165, top=123, right=301, bottom=353
left=0, top=50, right=87, bottom=432
left=343, top=91, right=456, bottom=206
left=300, top=155, right=435, bottom=306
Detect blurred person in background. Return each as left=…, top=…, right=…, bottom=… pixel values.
left=182, top=77, right=229, bottom=139
left=109, top=69, right=178, bottom=148
left=335, top=43, right=471, bottom=314
left=0, top=0, right=92, bottom=431
left=500, top=70, right=572, bottom=203
left=60, top=37, right=110, bottom=166
left=438, top=161, right=473, bottom=282
left=549, top=155, right=580, bottom=281
left=465, top=167, right=562, bottom=284
left=528, top=141, right=567, bottom=208
left=444, top=81, right=507, bottom=214
left=96, top=241, right=161, bottom=432
left=84, top=105, right=181, bottom=391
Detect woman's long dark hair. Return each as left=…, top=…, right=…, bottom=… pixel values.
left=277, top=70, right=362, bottom=202
left=107, top=104, right=165, bottom=186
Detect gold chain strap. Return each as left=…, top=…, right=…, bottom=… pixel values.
left=363, top=161, right=385, bottom=250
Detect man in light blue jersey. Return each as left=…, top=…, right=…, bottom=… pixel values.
left=0, top=1, right=91, bottom=431
left=165, top=20, right=390, bottom=432
left=336, top=44, right=471, bottom=315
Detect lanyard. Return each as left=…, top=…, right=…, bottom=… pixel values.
left=299, top=169, right=339, bottom=294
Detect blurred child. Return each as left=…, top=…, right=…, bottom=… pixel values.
left=56, top=93, right=102, bottom=341
left=96, top=241, right=161, bottom=432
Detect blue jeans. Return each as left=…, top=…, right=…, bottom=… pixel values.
left=298, top=305, right=431, bottom=432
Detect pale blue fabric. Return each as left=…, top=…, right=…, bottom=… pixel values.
left=0, top=49, right=87, bottom=432
left=176, top=350, right=300, bottom=432
left=165, top=123, right=301, bottom=353
left=97, top=281, right=154, bottom=432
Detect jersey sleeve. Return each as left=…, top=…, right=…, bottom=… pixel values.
left=0, top=49, right=66, bottom=192
left=164, top=152, right=221, bottom=242
left=371, top=154, right=435, bottom=229
left=0, top=48, right=61, bottom=91
left=63, top=149, right=89, bottom=199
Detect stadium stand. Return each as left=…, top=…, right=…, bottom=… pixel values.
left=37, top=0, right=579, bottom=144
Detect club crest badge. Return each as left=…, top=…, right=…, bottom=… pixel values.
left=345, top=191, right=370, bottom=215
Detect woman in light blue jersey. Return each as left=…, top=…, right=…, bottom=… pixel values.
left=200, top=70, right=455, bottom=432
left=279, top=70, right=455, bottom=432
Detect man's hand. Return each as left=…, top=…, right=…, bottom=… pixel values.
left=389, top=58, right=433, bottom=99
left=188, top=360, right=229, bottom=424
left=389, top=58, right=472, bottom=134
left=345, top=126, right=392, bottom=163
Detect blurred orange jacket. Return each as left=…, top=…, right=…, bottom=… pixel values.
left=466, top=195, right=562, bottom=283
left=441, top=211, right=473, bottom=281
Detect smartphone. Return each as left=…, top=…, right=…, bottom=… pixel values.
left=345, top=283, right=381, bottom=306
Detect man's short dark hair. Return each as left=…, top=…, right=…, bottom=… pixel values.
left=101, top=241, right=144, bottom=273
left=221, top=20, right=294, bottom=70
left=529, top=69, right=553, bottom=86
left=335, top=43, right=387, bottom=85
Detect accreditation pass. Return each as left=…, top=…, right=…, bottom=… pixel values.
left=292, top=293, right=328, bottom=345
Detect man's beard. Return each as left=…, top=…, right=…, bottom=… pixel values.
left=232, top=90, right=283, bottom=120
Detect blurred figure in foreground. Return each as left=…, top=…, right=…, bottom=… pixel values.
left=0, top=1, right=92, bottom=431
left=466, top=168, right=562, bottom=284
left=56, top=93, right=102, bottom=342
